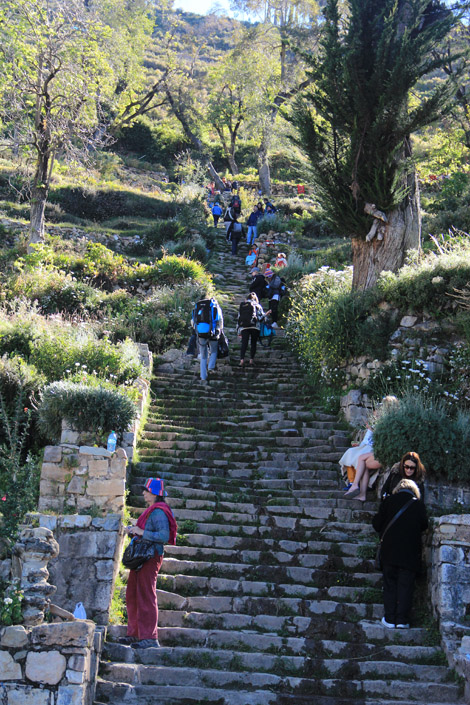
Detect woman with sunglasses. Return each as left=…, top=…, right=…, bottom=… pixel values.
left=381, top=452, right=426, bottom=502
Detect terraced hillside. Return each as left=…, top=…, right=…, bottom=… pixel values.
left=95, top=234, right=463, bottom=705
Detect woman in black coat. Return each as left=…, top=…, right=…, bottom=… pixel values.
left=372, top=478, right=428, bottom=629
left=381, top=451, right=426, bottom=502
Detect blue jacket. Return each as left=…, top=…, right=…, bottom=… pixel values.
left=247, top=212, right=258, bottom=226
left=212, top=204, right=222, bottom=216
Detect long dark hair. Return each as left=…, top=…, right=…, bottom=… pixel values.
left=399, top=451, right=426, bottom=481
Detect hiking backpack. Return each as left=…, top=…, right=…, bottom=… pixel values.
left=238, top=301, right=258, bottom=328
left=194, top=299, right=219, bottom=338
left=259, top=320, right=276, bottom=347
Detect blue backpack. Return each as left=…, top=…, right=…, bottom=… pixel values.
left=194, top=299, right=219, bottom=339
left=259, top=320, right=276, bottom=347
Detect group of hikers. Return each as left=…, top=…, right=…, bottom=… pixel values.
left=189, top=261, right=287, bottom=380
left=211, top=194, right=277, bottom=255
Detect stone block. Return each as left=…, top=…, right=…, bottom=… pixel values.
left=60, top=515, right=92, bottom=529
left=76, top=497, right=95, bottom=512
left=41, top=464, right=70, bottom=482
left=44, top=446, right=63, bottom=463
left=91, top=515, right=121, bottom=531
left=0, top=557, right=12, bottom=580
left=67, top=477, right=86, bottom=495
left=0, top=625, right=29, bottom=648
left=95, top=559, right=115, bottom=580
left=61, top=430, right=80, bottom=444
left=39, top=515, right=58, bottom=531
left=67, top=654, right=87, bottom=671
left=65, top=669, right=85, bottom=684
left=25, top=650, right=66, bottom=684
left=86, top=478, right=125, bottom=497
left=38, top=497, right=62, bottom=512
left=79, top=446, right=110, bottom=458
left=87, top=459, right=110, bottom=478
left=110, top=456, right=127, bottom=476
left=6, top=687, right=51, bottom=705
left=31, top=621, right=94, bottom=648
left=0, top=651, right=22, bottom=679
left=57, top=685, right=86, bottom=705
left=439, top=545, right=465, bottom=564
left=400, top=315, right=418, bottom=327
left=40, top=479, right=65, bottom=497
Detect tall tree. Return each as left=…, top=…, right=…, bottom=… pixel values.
left=231, top=0, right=321, bottom=193
left=0, top=0, right=153, bottom=245
left=291, top=0, right=460, bottom=289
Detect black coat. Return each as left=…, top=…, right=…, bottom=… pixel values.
left=381, top=470, right=425, bottom=502
left=250, top=274, right=268, bottom=301
left=372, top=489, right=428, bottom=572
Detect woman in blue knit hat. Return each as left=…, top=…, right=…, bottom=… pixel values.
left=120, top=478, right=177, bottom=649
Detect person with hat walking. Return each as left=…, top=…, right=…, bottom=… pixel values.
left=121, top=478, right=177, bottom=649
left=249, top=267, right=268, bottom=302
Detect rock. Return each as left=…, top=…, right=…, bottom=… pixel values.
left=0, top=625, right=29, bottom=648
left=25, top=650, right=66, bottom=684
left=0, top=650, right=23, bottom=679
left=31, top=621, right=95, bottom=648
left=400, top=315, right=418, bottom=327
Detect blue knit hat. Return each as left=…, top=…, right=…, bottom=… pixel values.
left=141, top=478, right=167, bottom=496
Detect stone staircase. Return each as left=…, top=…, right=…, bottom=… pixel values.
left=95, top=234, right=464, bottom=704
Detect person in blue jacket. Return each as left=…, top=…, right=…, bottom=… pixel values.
left=211, top=202, right=223, bottom=227
left=246, top=206, right=260, bottom=245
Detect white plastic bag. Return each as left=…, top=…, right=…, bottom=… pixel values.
left=73, top=602, right=87, bottom=620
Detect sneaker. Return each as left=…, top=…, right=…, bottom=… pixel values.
left=396, top=623, right=410, bottom=629
left=118, top=636, right=138, bottom=645
left=381, top=617, right=395, bottom=629
left=132, top=639, right=160, bottom=649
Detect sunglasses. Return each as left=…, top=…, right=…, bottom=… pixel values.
left=404, top=464, right=417, bottom=470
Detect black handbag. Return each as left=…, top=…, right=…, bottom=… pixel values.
left=122, top=538, right=156, bottom=571
left=217, top=332, right=229, bottom=358
left=375, top=497, right=416, bottom=571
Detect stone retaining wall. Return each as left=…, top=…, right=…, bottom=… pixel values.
left=34, top=513, right=124, bottom=624
left=0, top=620, right=104, bottom=705
left=428, top=515, right=470, bottom=701
left=38, top=446, right=127, bottom=516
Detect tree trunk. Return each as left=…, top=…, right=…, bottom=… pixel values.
left=227, top=154, right=239, bottom=175
left=29, top=186, right=47, bottom=247
left=352, top=171, right=421, bottom=290
left=258, top=138, right=271, bottom=195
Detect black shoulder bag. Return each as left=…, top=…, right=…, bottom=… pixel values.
left=374, top=497, right=416, bottom=571
left=122, top=537, right=156, bottom=572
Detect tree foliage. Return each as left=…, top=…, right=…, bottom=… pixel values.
left=290, top=0, right=461, bottom=238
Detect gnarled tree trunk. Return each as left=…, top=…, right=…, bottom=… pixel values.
left=352, top=170, right=421, bottom=290
left=258, top=137, right=271, bottom=196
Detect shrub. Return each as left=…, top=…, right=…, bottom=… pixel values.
left=8, top=270, right=103, bottom=315
left=165, top=235, right=208, bottom=263
left=38, top=381, right=137, bottom=443
left=0, top=356, right=45, bottom=451
left=138, top=255, right=213, bottom=290
left=29, top=333, right=146, bottom=384
left=365, top=357, right=439, bottom=402
left=377, top=242, right=470, bottom=315
left=141, top=220, right=186, bottom=251
left=286, top=267, right=392, bottom=379
left=0, top=318, right=41, bottom=358
left=0, top=393, right=40, bottom=540
left=373, top=394, right=470, bottom=483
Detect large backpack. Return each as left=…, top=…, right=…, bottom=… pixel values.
left=194, top=299, right=219, bottom=338
left=259, top=320, right=276, bottom=347
left=238, top=301, right=257, bottom=328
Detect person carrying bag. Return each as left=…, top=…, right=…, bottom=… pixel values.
left=372, top=478, right=428, bottom=629
left=120, top=478, right=177, bottom=649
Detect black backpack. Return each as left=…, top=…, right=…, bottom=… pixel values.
left=238, top=301, right=257, bottom=328
left=193, top=299, right=219, bottom=338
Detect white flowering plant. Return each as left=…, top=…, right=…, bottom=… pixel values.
left=365, top=357, right=442, bottom=402
left=0, top=579, right=24, bottom=626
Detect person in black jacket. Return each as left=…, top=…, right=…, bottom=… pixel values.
left=249, top=268, right=268, bottom=301
left=381, top=451, right=426, bottom=502
left=372, top=478, right=428, bottom=629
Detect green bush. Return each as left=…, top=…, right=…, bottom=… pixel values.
left=377, top=243, right=470, bottom=315
left=0, top=356, right=45, bottom=451
left=0, top=393, right=40, bottom=540
left=137, top=255, right=213, bottom=290
left=29, top=333, right=146, bottom=384
left=0, top=318, right=41, bottom=358
left=286, top=268, right=392, bottom=379
left=38, top=381, right=137, bottom=443
left=373, top=394, right=470, bottom=483
left=8, top=269, right=103, bottom=315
